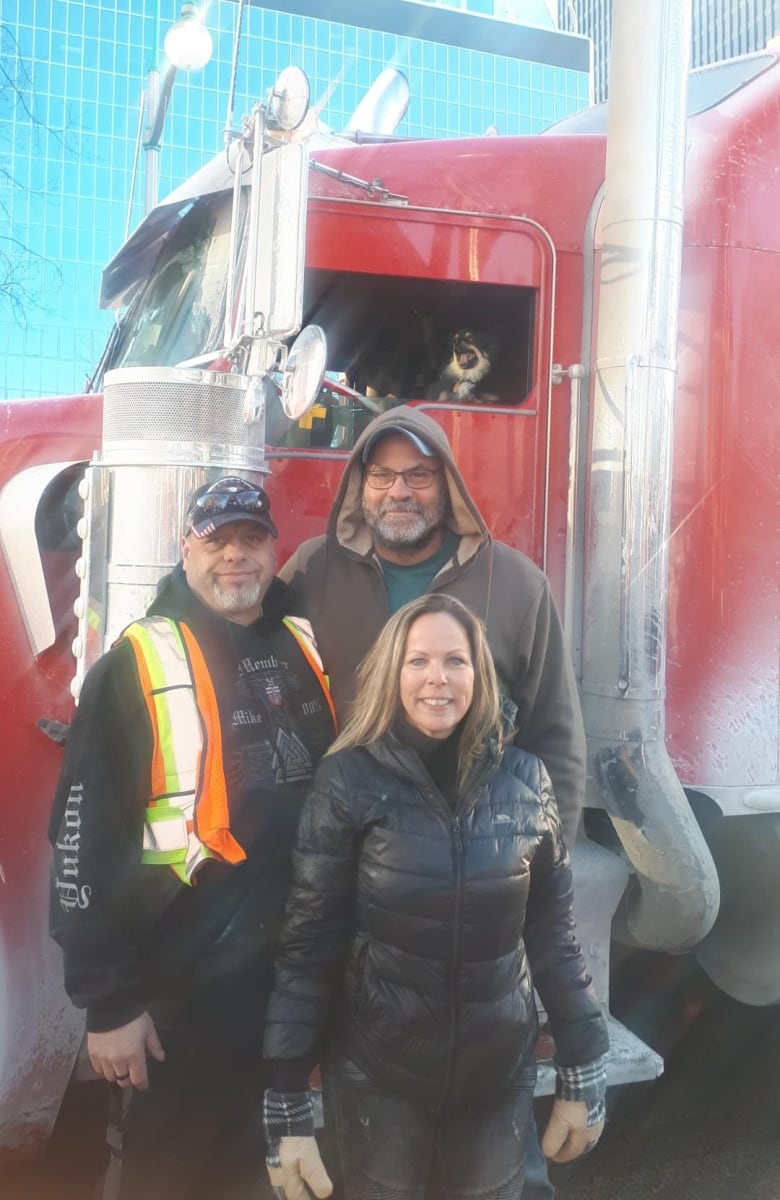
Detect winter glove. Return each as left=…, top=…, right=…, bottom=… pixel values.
left=542, top=1055, right=607, bottom=1163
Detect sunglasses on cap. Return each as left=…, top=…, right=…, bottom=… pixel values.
left=186, top=477, right=279, bottom=539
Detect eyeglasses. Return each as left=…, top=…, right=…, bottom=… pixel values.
left=364, top=467, right=438, bottom=491
left=189, top=479, right=269, bottom=517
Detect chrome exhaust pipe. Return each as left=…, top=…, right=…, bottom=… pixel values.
left=581, top=0, right=719, bottom=951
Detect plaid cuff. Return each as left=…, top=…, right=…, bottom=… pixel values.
left=555, top=1055, right=607, bottom=1127
left=263, top=1089, right=315, bottom=1151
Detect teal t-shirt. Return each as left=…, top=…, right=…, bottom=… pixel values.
left=378, top=531, right=460, bottom=614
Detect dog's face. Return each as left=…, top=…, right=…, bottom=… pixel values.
left=427, top=327, right=502, bottom=402
left=445, top=329, right=496, bottom=384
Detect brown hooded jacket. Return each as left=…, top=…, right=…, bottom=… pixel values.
left=279, top=405, right=585, bottom=844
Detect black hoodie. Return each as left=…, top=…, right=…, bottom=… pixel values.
left=49, top=566, right=335, bottom=1037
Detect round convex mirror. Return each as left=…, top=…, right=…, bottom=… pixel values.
left=281, top=324, right=327, bottom=419
left=268, top=66, right=310, bottom=132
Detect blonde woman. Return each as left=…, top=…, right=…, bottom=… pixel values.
left=263, top=594, right=608, bottom=1200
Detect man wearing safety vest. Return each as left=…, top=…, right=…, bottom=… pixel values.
left=49, top=477, right=337, bottom=1200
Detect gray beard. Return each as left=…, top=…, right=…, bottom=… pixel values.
left=365, top=498, right=445, bottom=554
left=210, top=580, right=263, bottom=614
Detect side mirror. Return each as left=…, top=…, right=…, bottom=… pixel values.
left=281, top=325, right=327, bottom=419
left=267, top=66, right=310, bottom=132
left=252, top=139, right=309, bottom=341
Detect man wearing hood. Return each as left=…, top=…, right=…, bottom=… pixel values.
left=49, top=477, right=336, bottom=1200
left=279, top=407, right=587, bottom=1199
left=280, top=405, right=584, bottom=848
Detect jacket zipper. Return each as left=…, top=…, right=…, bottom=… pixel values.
left=442, top=812, right=464, bottom=1109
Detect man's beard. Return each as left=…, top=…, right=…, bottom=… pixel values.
left=210, top=579, right=263, bottom=613
left=364, top=496, right=445, bottom=555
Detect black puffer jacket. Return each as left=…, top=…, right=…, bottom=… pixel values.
left=264, top=735, right=608, bottom=1112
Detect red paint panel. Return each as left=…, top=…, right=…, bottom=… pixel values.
left=0, top=395, right=102, bottom=1155
left=666, top=243, right=779, bottom=787
left=309, top=205, right=543, bottom=286
left=309, top=137, right=606, bottom=255
left=268, top=403, right=544, bottom=571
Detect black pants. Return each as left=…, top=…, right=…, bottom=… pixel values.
left=325, top=1056, right=537, bottom=1200
left=101, top=1021, right=272, bottom=1200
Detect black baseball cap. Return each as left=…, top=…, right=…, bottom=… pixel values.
left=185, top=477, right=279, bottom=540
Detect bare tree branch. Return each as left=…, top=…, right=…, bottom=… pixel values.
left=1, top=25, right=70, bottom=143
left=0, top=21, right=67, bottom=318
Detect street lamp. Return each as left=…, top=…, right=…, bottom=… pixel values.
left=142, top=2, right=213, bottom=214
left=164, top=3, right=213, bottom=71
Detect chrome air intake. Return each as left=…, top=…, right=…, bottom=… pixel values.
left=71, top=366, right=266, bottom=695
left=99, top=367, right=265, bottom=463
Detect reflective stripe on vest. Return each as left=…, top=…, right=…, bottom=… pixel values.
left=282, top=616, right=338, bottom=730
left=122, top=617, right=246, bottom=886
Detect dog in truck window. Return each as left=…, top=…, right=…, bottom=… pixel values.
left=427, top=329, right=500, bottom=403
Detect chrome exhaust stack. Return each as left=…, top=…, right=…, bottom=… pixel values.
left=72, top=367, right=264, bottom=692
left=345, top=67, right=410, bottom=136
left=72, top=68, right=327, bottom=694
left=581, top=0, right=719, bottom=950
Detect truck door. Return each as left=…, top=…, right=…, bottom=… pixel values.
left=271, top=203, right=558, bottom=585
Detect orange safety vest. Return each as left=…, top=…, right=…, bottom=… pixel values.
left=121, top=615, right=335, bottom=885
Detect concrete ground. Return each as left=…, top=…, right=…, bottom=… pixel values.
left=550, top=948, right=780, bottom=1200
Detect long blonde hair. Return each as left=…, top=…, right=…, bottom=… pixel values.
left=328, top=594, right=503, bottom=788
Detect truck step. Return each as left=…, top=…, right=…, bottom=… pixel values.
left=535, top=1014, right=663, bottom=1095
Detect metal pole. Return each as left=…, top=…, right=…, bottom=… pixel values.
left=144, top=74, right=161, bottom=213
left=243, top=105, right=265, bottom=338
left=224, top=0, right=248, bottom=144
left=143, top=0, right=162, bottom=214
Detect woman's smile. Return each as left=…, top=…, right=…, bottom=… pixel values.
left=399, top=613, right=475, bottom=739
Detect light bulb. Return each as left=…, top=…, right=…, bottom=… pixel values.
left=164, top=3, right=213, bottom=72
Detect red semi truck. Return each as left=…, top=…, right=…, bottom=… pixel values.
left=0, top=8, right=777, bottom=1159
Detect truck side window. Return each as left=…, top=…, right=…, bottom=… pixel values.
left=266, top=269, right=538, bottom=450
left=310, top=271, right=535, bottom=409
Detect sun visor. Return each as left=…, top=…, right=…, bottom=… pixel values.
left=100, top=150, right=244, bottom=311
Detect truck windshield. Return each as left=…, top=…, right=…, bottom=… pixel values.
left=106, top=192, right=237, bottom=374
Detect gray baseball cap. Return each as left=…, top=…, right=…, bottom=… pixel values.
left=361, top=425, right=435, bottom=462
